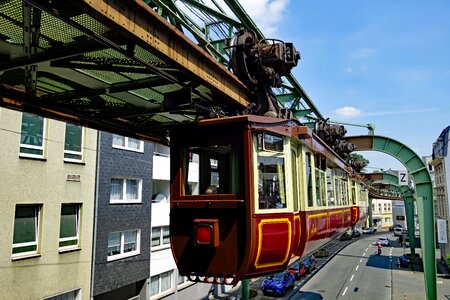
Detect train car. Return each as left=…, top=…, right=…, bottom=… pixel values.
left=169, top=115, right=368, bottom=285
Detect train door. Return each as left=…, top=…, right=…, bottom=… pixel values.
left=251, top=131, right=295, bottom=272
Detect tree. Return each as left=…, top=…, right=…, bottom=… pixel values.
left=350, top=153, right=369, bottom=173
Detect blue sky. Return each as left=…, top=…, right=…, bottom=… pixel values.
left=240, top=0, right=450, bottom=171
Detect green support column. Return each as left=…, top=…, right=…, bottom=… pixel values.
left=404, top=197, right=416, bottom=254
left=241, top=279, right=249, bottom=300
left=368, top=198, right=373, bottom=227
left=345, top=135, right=436, bottom=300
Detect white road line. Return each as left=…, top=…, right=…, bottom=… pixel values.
left=437, top=281, right=444, bottom=284
left=355, top=265, right=359, bottom=271
left=365, top=248, right=368, bottom=251
left=350, top=274, right=354, bottom=281
left=360, top=258, right=363, bottom=262
left=342, top=286, right=348, bottom=296
left=363, top=252, right=366, bottom=256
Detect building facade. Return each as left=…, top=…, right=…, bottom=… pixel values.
left=0, top=108, right=97, bottom=299
left=92, top=132, right=153, bottom=299
left=371, top=198, right=393, bottom=228
left=431, top=126, right=450, bottom=262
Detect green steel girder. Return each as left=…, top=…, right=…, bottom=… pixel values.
left=345, top=135, right=436, bottom=300
left=152, top=0, right=325, bottom=121
left=368, top=176, right=416, bottom=253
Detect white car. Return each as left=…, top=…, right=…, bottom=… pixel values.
left=374, top=237, right=390, bottom=246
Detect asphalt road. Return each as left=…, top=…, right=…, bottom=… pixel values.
left=223, top=231, right=450, bottom=299
left=295, top=237, right=394, bottom=300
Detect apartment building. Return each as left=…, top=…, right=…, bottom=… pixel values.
left=91, top=132, right=153, bottom=299
left=431, top=125, right=450, bottom=262
left=0, top=108, right=97, bottom=299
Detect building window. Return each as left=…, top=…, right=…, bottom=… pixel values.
left=112, top=134, right=143, bottom=152
left=59, top=204, right=81, bottom=249
left=20, top=113, right=46, bottom=158
left=64, top=123, right=83, bottom=162
left=107, top=229, right=140, bottom=261
left=151, top=226, right=170, bottom=249
left=110, top=178, right=142, bottom=203
left=177, top=273, right=192, bottom=289
left=12, top=205, right=41, bottom=257
left=150, top=270, right=174, bottom=298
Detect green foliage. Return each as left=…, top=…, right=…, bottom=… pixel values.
left=350, top=153, right=370, bottom=173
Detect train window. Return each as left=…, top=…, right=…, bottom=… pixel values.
left=334, top=178, right=342, bottom=206
left=256, top=134, right=286, bottom=210
left=326, top=168, right=335, bottom=206
left=182, top=143, right=241, bottom=195
left=305, top=152, right=314, bottom=207
left=315, top=169, right=326, bottom=207
left=351, top=181, right=357, bottom=205
left=291, top=148, right=299, bottom=211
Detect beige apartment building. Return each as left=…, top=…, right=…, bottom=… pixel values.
left=0, top=108, right=97, bottom=299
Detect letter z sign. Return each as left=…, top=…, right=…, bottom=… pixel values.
left=398, top=171, right=408, bottom=186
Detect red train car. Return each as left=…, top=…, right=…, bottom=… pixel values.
left=169, top=115, right=368, bottom=285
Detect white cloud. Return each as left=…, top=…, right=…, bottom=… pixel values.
left=334, top=106, right=361, bottom=117
left=239, top=0, right=291, bottom=35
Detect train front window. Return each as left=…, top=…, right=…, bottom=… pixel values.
left=256, top=133, right=286, bottom=210
left=182, top=144, right=240, bottom=195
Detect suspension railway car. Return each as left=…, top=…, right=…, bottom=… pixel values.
left=169, top=115, right=368, bottom=285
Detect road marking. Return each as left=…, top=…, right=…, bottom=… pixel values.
left=363, top=252, right=366, bottom=256
left=360, top=258, right=363, bottom=263
left=355, top=265, right=359, bottom=271
left=365, top=248, right=368, bottom=251
left=350, top=274, right=354, bottom=281
left=342, top=286, right=348, bottom=296
left=437, top=281, right=444, bottom=284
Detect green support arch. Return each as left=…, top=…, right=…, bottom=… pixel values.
left=368, top=177, right=416, bottom=253
left=345, top=135, right=436, bottom=300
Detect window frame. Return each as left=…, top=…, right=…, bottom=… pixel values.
left=64, top=123, right=84, bottom=162
left=12, top=204, right=41, bottom=259
left=151, top=225, right=170, bottom=250
left=19, top=113, right=46, bottom=159
left=254, top=132, right=292, bottom=214
left=112, top=134, right=144, bottom=153
left=107, top=229, right=141, bottom=261
left=150, top=270, right=175, bottom=299
left=59, top=203, right=81, bottom=251
left=110, top=178, right=143, bottom=204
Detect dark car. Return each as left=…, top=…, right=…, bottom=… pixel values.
left=289, top=262, right=307, bottom=279
left=302, top=255, right=316, bottom=273
left=390, top=224, right=403, bottom=232
left=353, top=229, right=361, bottom=238
left=340, top=231, right=352, bottom=240
left=261, top=271, right=295, bottom=296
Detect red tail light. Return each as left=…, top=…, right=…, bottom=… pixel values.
left=194, top=219, right=219, bottom=247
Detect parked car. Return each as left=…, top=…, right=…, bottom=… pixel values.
left=393, top=227, right=404, bottom=236
left=363, top=227, right=377, bottom=234
left=353, top=229, right=361, bottom=238
left=340, top=231, right=352, bottom=241
left=397, top=255, right=410, bottom=267
left=374, top=237, right=390, bottom=246
left=389, top=224, right=403, bottom=232
left=288, top=262, right=306, bottom=279
left=302, top=255, right=316, bottom=273
left=314, top=248, right=330, bottom=258
left=261, top=271, right=295, bottom=296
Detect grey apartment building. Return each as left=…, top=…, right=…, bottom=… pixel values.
left=92, top=132, right=153, bottom=299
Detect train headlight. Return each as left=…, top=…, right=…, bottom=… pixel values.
left=194, top=219, right=219, bottom=247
